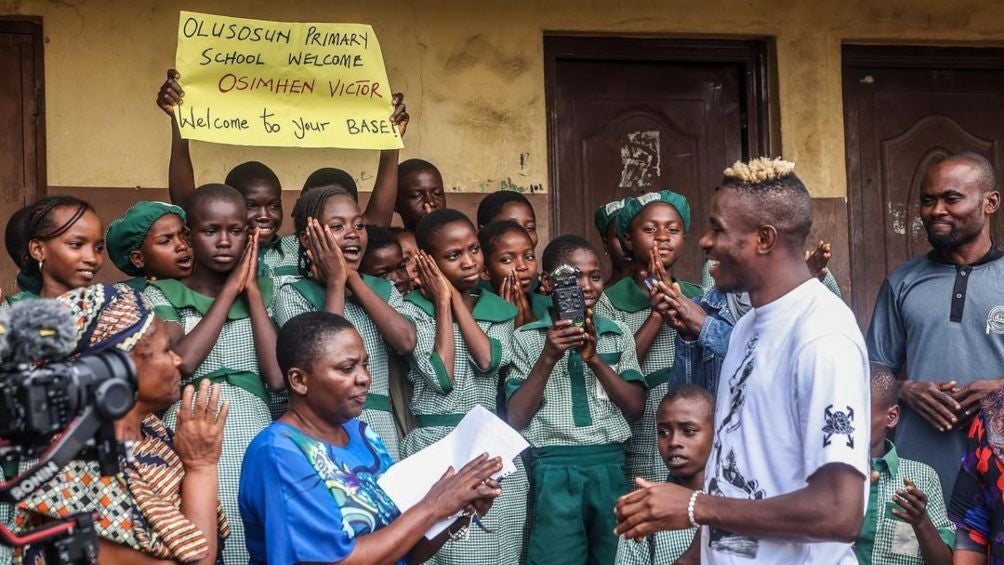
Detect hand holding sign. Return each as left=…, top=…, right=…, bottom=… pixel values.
left=174, top=11, right=403, bottom=149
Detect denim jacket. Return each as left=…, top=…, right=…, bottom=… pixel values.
left=671, top=287, right=739, bottom=396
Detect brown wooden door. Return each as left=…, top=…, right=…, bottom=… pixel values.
left=545, top=37, right=772, bottom=283
left=0, top=20, right=45, bottom=295
left=844, top=46, right=1004, bottom=326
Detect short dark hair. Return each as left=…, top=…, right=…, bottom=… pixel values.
left=185, top=184, right=246, bottom=226
left=870, top=365, right=901, bottom=410
left=932, top=152, right=997, bottom=193
left=478, top=220, right=530, bottom=257
left=541, top=234, right=597, bottom=274
left=364, top=225, right=400, bottom=255
left=720, top=157, right=812, bottom=249
left=398, top=158, right=441, bottom=184
left=21, top=196, right=95, bottom=276
left=414, top=208, right=474, bottom=254
left=302, top=167, right=359, bottom=199
left=291, top=186, right=356, bottom=277
left=224, top=161, right=281, bottom=193
left=276, top=311, right=356, bottom=380
left=661, top=383, right=716, bottom=417
left=476, top=191, right=532, bottom=227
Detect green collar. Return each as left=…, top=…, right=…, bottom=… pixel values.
left=519, top=311, right=622, bottom=336
left=150, top=278, right=274, bottom=320
left=3, top=289, right=39, bottom=306
left=872, top=439, right=899, bottom=478
left=121, top=276, right=148, bottom=291
left=290, top=274, right=392, bottom=310
left=603, top=276, right=703, bottom=313
left=403, top=288, right=517, bottom=322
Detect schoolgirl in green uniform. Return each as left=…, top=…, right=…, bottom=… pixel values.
left=399, top=209, right=529, bottom=565
left=105, top=201, right=192, bottom=291
left=478, top=220, right=550, bottom=326
left=507, top=235, right=646, bottom=565
left=596, top=191, right=704, bottom=486
left=270, top=186, right=417, bottom=458
left=142, top=184, right=284, bottom=565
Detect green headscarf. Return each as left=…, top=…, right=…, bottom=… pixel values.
left=106, top=201, right=186, bottom=276
left=593, top=198, right=627, bottom=237
left=615, top=190, right=692, bottom=248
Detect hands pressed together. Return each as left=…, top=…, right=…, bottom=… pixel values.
left=900, top=378, right=1002, bottom=432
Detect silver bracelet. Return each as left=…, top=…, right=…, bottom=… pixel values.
left=688, top=489, right=703, bottom=528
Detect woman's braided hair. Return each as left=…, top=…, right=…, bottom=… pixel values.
left=21, top=196, right=94, bottom=276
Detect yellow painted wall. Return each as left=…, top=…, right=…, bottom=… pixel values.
left=4, top=0, right=1004, bottom=200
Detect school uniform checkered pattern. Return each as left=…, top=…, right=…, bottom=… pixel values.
left=144, top=284, right=272, bottom=565
left=271, top=279, right=404, bottom=460
left=399, top=292, right=527, bottom=565
left=258, top=234, right=302, bottom=282
left=615, top=528, right=696, bottom=564
left=506, top=316, right=643, bottom=448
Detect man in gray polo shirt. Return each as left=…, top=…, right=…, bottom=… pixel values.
left=868, top=152, right=1004, bottom=501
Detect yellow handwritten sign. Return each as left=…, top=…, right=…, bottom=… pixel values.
left=174, top=11, right=403, bottom=149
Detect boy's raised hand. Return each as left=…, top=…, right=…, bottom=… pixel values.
left=576, top=308, right=599, bottom=363
left=390, top=92, right=409, bottom=138
left=306, top=217, right=349, bottom=288
left=242, top=228, right=262, bottom=295
left=224, top=228, right=258, bottom=296
left=890, top=478, right=930, bottom=526
left=659, top=281, right=706, bottom=340
left=416, top=251, right=453, bottom=306
left=805, top=240, right=832, bottom=280
left=157, top=69, right=184, bottom=118
left=542, top=318, right=586, bottom=362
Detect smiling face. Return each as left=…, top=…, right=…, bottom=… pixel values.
left=314, top=194, right=368, bottom=269
left=920, top=160, right=999, bottom=251
left=561, top=247, right=605, bottom=309
left=699, top=188, right=757, bottom=293
left=131, top=319, right=184, bottom=411
left=657, top=396, right=714, bottom=482
left=397, top=170, right=446, bottom=230
left=493, top=201, right=539, bottom=249
left=360, top=243, right=413, bottom=295
left=484, top=229, right=538, bottom=293
left=626, top=202, right=685, bottom=270
left=297, top=328, right=372, bottom=425
left=241, top=181, right=283, bottom=246
left=29, top=207, right=105, bottom=293
left=133, top=214, right=192, bottom=279
left=428, top=220, right=483, bottom=292
left=188, top=198, right=248, bottom=274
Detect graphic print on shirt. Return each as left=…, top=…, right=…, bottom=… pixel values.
left=822, top=405, right=855, bottom=448
left=707, top=335, right=762, bottom=559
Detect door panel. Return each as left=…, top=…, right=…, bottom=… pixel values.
left=843, top=46, right=1004, bottom=326
left=546, top=37, right=771, bottom=283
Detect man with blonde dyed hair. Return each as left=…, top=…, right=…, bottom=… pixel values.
left=615, top=158, right=870, bottom=564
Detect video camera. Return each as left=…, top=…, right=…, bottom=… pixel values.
left=0, top=299, right=138, bottom=564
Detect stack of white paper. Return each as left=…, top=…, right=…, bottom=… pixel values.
left=377, top=405, right=530, bottom=539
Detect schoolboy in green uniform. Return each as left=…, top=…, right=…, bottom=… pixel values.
left=508, top=235, right=646, bottom=565
left=271, top=187, right=417, bottom=458
left=615, top=384, right=714, bottom=565
left=105, top=201, right=192, bottom=290
left=597, top=190, right=704, bottom=486
left=399, top=208, right=528, bottom=565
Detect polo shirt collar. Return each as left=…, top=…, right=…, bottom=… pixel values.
left=927, top=243, right=1004, bottom=267
left=403, top=288, right=517, bottom=322
left=604, top=277, right=650, bottom=313
left=519, top=311, right=623, bottom=336
left=872, top=439, right=899, bottom=478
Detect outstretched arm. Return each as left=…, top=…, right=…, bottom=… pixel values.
left=363, top=93, right=409, bottom=226
left=157, top=69, right=197, bottom=207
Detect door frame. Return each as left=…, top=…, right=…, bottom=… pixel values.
left=842, top=44, right=1004, bottom=322
left=0, top=17, right=46, bottom=205
left=542, top=35, right=777, bottom=235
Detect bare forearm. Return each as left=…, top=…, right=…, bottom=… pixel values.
left=694, top=471, right=864, bottom=543
left=179, top=467, right=222, bottom=565
left=173, top=291, right=238, bottom=375
left=452, top=299, right=493, bottom=371
left=324, top=282, right=347, bottom=316
left=340, top=503, right=443, bottom=565
left=588, top=358, right=644, bottom=420
left=247, top=291, right=283, bottom=391
left=349, top=275, right=417, bottom=353
left=914, top=518, right=952, bottom=565
left=168, top=119, right=196, bottom=208
left=633, top=314, right=662, bottom=362
left=433, top=301, right=456, bottom=382
left=954, top=549, right=986, bottom=565
left=363, top=149, right=399, bottom=227
left=507, top=355, right=557, bottom=430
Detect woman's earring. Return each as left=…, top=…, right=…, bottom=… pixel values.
left=38, top=260, right=44, bottom=273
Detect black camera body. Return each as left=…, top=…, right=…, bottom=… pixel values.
left=550, top=265, right=586, bottom=327
left=0, top=350, right=137, bottom=454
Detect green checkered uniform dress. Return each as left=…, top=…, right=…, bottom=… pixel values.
left=271, top=275, right=405, bottom=460
left=258, top=234, right=301, bottom=283
left=144, top=279, right=275, bottom=565
left=854, top=441, right=954, bottom=564
left=615, top=528, right=696, bottom=564
left=597, top=277, right=703, bottom=486
left=507, top=313, right=644, bottom=565
left=400, top=289, right=529, bottom=565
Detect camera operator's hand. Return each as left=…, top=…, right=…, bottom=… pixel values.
left=174, top=379, right=230, bottom=471
left=542, top=318, right=586, bottom=363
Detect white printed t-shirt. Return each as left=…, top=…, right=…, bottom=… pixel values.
left=701, top=278, right=870, bottom=564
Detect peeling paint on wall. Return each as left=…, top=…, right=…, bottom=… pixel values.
left=619, top=130, right=660, bottom=190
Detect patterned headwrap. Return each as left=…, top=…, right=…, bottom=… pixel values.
left=106, top=201, right=187, bottom=276
left=56, top=283, right=156, bottom=357
left=616, top=190, right=692, bottom=248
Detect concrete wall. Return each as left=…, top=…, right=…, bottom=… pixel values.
left=3, top=0, right=1004, bottom=292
